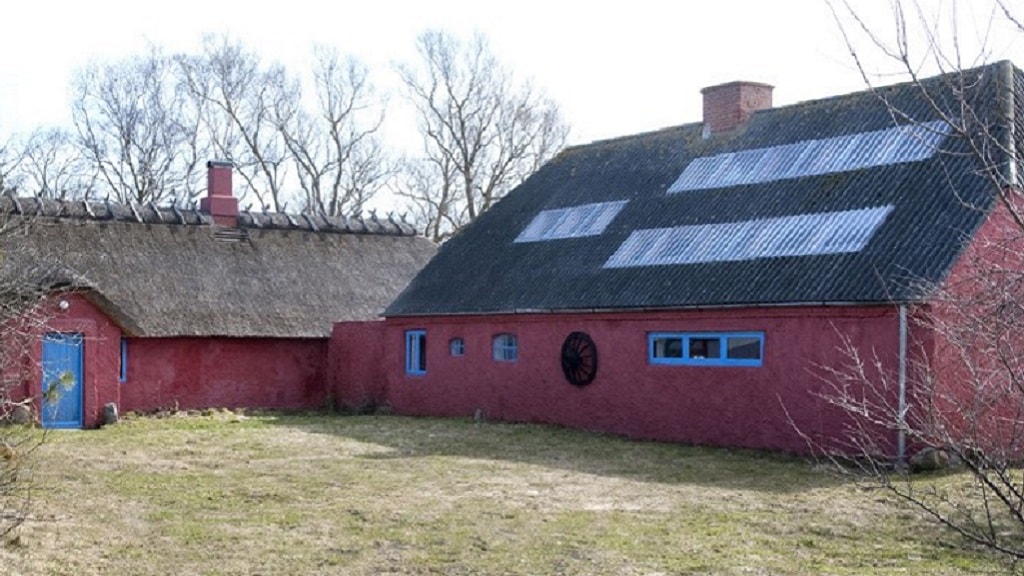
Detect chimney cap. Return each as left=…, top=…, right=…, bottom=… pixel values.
left=207, top=160, right=234, bottom=169
left=701, top=80, right=775, bottom=94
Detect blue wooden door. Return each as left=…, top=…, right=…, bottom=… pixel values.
left=41, top=333, right=83, bottom=429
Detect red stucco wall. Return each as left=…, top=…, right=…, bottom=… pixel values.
left=362, top=307, right=905, bottom=454
left=120, top=338, right=327, bottom=413
left=10, top=293, right=124, bottom=428
left=328, top=320, right=386, bottom=410
left=925, top=199, right=1024, bottom=455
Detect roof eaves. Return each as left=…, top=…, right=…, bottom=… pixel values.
left=385, top=299, right=926, bottom=318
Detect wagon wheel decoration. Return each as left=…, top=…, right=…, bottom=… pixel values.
left=561, top=331, right=598, bottom=387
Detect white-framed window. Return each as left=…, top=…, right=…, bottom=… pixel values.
left=649, top=332, right=763, bottom=367
left=449, top=337, right=465, bottom=357
left=405, top=330, right=426, bottom=375
left=492, top=333, right=518, bottom=362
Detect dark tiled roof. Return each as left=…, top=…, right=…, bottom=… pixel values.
left=387, top=62, right=1021, bottom=316
left=2, top=198, right=436, bottom=337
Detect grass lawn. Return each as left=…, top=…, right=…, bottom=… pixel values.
left=0, top=412, right=1010, bottom=575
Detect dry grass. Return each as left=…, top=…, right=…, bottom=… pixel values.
left=0, top=412, right=1010, bottom=575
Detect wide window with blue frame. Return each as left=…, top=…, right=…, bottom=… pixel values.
left=648, top=332, right=764, bottom=367
left=405, top=330, right=427, bottom=375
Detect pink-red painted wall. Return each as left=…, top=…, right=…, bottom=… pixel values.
left=339, top=306, right=907, bottom=454
left=328, top=321, right=386, bottom=410
left=9, top=295, right=329, bottom=426
left=923, top=199, right=1024, bottom=456
left=9, top=293, right=124, bottom=428
left=120, top=338, right=327, bottom=413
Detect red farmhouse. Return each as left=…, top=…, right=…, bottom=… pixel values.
left=4, top=162, right=436, bottom=428
left=334, top=62, right=1024, bottom=457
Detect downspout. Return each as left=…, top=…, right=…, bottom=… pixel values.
left=999, top=60, right=1017, bottom=188
left=897, top=304, right=908, bottom=468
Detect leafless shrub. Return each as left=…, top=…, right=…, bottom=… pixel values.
left=816, top=0, right=1024, bottom=563
left=0, top=211, right=60, bottom=540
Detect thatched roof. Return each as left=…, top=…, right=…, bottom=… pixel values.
left=1, top=196, right=436, bottom=338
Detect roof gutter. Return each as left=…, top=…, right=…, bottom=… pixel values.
left=384, top=299, right=926, bottom=318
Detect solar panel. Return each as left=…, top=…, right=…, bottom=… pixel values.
left=603, top=205, right=894, bottom=268
left=668, top=120, right=950, bottom=193
left=515, top=200, right=628, bottom=243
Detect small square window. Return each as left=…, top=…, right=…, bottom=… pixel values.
left=492, top=333, right=518, bottom=362
left=449, top=338, right=465, bottom=357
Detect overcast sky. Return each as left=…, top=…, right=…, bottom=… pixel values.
left=1, top=0, right=1021, bottom=146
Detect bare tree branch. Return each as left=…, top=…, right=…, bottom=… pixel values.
left=71, top=46, right=202, bottom=204
left=179, top=36, right=293, bottom=211
left=274, top=46, right=392, bottom=217
left=817, top=0, right=1024, bottom=564
left=396, top=30, right=569, bottom=241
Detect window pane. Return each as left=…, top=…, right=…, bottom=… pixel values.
left=416, top=333, right=426, bottom=371
left=449, top=338, right=464, bottom=357
left=496, top=334, right=517, bottom=361
left=726, top=336, right=761, bottom=360
left=119, top=338, right=127, bottom=382
left=406, top=330, right=426, bottom=374
left=688, top=337, right=721, bottom=360
left=652, top=337, right=684, bottom=358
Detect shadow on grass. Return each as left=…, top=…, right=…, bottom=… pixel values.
left=261, top=411, right=853, bottom=494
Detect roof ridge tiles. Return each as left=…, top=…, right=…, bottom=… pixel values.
left=565, top=61, right=1017, bottom=156
left=0, top=195, right=421, bottom=237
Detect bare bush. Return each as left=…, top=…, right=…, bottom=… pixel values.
left=815, top=0, right=1024, bottom=564
left=0, top=211, right=60, bottom=540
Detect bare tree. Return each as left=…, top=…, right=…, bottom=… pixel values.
left=275, top=46, right=391, bottom=216
left=16, top=128, right=96, bottom=200
left=0, top=134, right=23, bottom=194
left=396, top=30, right=569, bottom=241
left=815, top=0, right=1024, bottom=564
left=179, top=36, right=293, bottom=211
left=71, top=47, right=204, bottom=204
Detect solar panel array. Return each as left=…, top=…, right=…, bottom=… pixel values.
left=514, top=200, right=628, bottom=243
left=667, top=120, right=950, bottom=193
left=603, top=205, right=894, bottom=268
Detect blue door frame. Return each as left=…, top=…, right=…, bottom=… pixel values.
left=41, top=332, right=84, bottom=429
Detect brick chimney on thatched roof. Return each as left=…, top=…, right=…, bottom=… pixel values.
left=200, top=160, right=239, bottom=227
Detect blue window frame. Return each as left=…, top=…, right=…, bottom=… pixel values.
left=648, top=332, right=763, bottom=367
left=405, top=330, right=427, bottom=375
left=492, top=333, right=518, bottom=362
left=119, top=337, right=127, bottom=382
left=449, top=337, right=465, bottom=357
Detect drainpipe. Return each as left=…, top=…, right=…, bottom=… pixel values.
left=897, top=304, right=908, bottom=468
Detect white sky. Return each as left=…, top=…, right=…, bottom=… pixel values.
left=1, top=0, right=1021, bottom=146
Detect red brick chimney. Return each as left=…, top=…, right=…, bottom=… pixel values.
left=701, top=81, right=773, bottom=136
left=200, top=160, right=239, bottom=227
